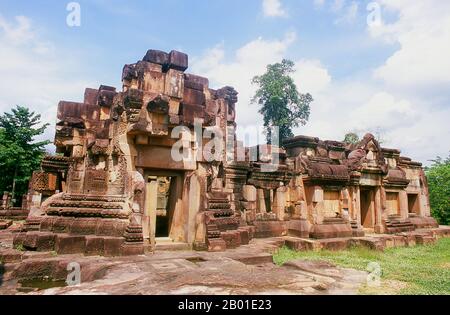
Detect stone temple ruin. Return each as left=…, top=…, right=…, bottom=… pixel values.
left=11, top=49, right=439, bottom=256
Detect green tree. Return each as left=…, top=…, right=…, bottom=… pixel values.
left=343, top=132, right=360, bottom=145
left=426, top=155, right=450, bottom=225
left=252, top=59, right=313, bottom=144
left=0, top=106, right=50, bottom=206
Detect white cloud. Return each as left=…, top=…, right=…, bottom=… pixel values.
left=334, top=1, right=358, bottom=24
left=192, top=19, right=449, bottom=164
left=370, top=1, right=450, bottom=92
left=192, top=32, right=303, bottom=144
left=331, top=0, right=347, bottom=12
left=262, top=0, right=287, bottom=18
left=313, top=0, right=325, bottom=9
left=317, top=0, right=359, bottom=24
left=0, top=15, right=94, bottom=149
left=292, top=59, right=331, bottom=95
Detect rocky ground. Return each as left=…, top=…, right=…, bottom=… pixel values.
left=0, top=228, right=368, bottom=295
left=2, top=224, right=449, bottom=295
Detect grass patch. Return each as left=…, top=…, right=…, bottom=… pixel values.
left=273, top=238, right=450, bottom=295
left=14, top=244, right=25, bottom=252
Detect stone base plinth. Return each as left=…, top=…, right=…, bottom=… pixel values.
left=253, top=220, right=287, bottom=238
left=310, top=222, right=353, bottom=239
left=287, top=219, right=311, bottom=238
left=408, top=215, right=439, bottom=229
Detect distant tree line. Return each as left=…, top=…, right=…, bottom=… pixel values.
left=0, top=106, right=49, bottom=206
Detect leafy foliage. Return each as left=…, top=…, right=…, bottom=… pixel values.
left=426, top=155, right=450, bottom=225
left=251, top=59, right=313, bottom=144
left=274, top=238, right=450, bottom=295
left=343, top=132, right=360, bottom=145
left=0, top=106, right=50, bottom=206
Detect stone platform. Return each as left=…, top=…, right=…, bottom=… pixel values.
left=284, top=226, right=450, bottom=252
left=0, top=236, right=366, bottom=295
left=1, top=226, right=449, bottom=295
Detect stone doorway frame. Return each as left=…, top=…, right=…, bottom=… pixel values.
left=143, top=169, right=185, bottom=247
left=360, top=188, right=376, bottom=230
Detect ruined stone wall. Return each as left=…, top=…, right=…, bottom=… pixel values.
left=12, top=48, right=437, bottom=255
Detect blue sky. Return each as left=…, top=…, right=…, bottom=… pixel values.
left=0, top=0, right=449, bottom=164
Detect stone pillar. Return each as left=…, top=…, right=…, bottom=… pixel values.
left=312, top=186, right=324, bottom=224
left=257, top=189, right=267, bottom=214
left=355, top=186, right=361, bottom=225
left=374, top=186, right=384, bottom=233
left=2, top=192, right=9, bottom=208
left=380, top=187, right=387, bottom=222
left=399, top=190, right=408, bottom=220
left=273, top=186, right=287, bottom=221
left=144, top=177, right=158, bottom=246
left=243, top=185, right=257, bottom=222
left=419, top=193, right=430, bottom=217
left=187, top=174, right=200, bottom=244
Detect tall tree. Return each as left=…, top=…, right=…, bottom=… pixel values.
left=252, top=59, right=313, bottom=144
left=426, top=155, right=450, bottom=225
left=343, top=132, right=360, bottom=145
left=0, top=106, right=50, bottom=206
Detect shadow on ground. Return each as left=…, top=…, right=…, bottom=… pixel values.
left=0, top=263, right=4, bottom=286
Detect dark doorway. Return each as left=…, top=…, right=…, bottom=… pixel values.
left=408, top=193, right=420, bottom=215
left=263, top=189, right=272, bottom=213
left=360, top=189, right=374, bottom=228
left=144, top=170, right=184, bottom=244
left=155, top=177, right=173, bottom=238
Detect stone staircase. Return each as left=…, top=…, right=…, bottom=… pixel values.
left=205, top=192, right=254, bottom=251
left=385, top=215, right=415, bottom=234
left=350, top=220, right=365, bottom=237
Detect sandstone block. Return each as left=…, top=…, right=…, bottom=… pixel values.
left=147, top=94, right=170, bottom=114
left=288, top=219, right=311, bottom=238
left=164, top=69, right=184, bottom=99
left=310, top=223, right=353, bottom=239
left=238, top=228, right=250, bottom=245
left=183, top=87, right=206, bottom=106
left=40, top=217, right=56, bottom=232
left=53, top=217, right=73, bottom=234
left=254, top=221, right=287, bottom=238
left=169, top=115, right=180, bottom=125
left=55, top=235, right=86, bottom=254
left=29, top=232, right=56, bottom=252
left=169, top=99, right=181, bottom=115
left=70, top=218, right=99, bottom=235
left=141, top=71, right=165, bottom=93
left=85, top=236, right=105, bottom=256
left=182, top=103, right=205, bottom=125
left=13, top=232, right=27, bottom=248
left=104, top=237, right=124, bottom=257
left=84, top=88, right=99, bottom=105
left=184, top=73, right=209, bottom=88
left=285, top=238, right=314, bottom=251
left=168, top=50, right=188, bottom=71
left=242, top=185, right=257, bottom=202
left=121, top=243, right=145, bottom=256
left=320, top=239, right=350, bottom=251
left=207, top=238, right=226, bottom=252
left=0, top=249, right=23, bottom=263
left=143, top=50, right=169, bottom=66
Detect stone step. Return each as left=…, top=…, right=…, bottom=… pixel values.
left=229, top=252, right=274, bottom=265
left=155, top=241, right=191, bottom=251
